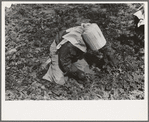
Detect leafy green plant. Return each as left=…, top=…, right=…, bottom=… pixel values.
left=5, top=3, right=144, bottom=100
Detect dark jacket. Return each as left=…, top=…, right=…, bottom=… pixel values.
left=55, top=30, right=116, bottom=80
left=55, top=30, right=86, bottom=80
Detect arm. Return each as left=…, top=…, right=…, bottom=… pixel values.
left=100, top=44, right=116, bottom=67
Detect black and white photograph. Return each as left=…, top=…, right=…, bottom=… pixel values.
left=1, top=1, right=148, bottom=121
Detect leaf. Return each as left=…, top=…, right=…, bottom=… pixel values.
left=5, top=90, right=16, bottom=100
left=129, top=94, right=136, bottom=100
left=93, top=95, right=100, bottom=100
left=103, top=91, right=110, bottom=100
left=105, top=83, right=112, bottom=91
left=30, top=72, right=36, bottom=79
left=119, top=88, right=124, bottom=94
left=6, top=48, right=17, bottom=56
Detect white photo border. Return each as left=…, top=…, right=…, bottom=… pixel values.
left=1, top=1, right=148, bottom=121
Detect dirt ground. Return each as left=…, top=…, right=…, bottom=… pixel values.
left=5, top=3, right=144, bottom=100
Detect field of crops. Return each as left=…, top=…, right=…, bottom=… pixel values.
left=5, top=3, right=144, bottom=100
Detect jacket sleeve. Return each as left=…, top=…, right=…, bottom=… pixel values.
left=58, top=41, right=86, bottom=80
